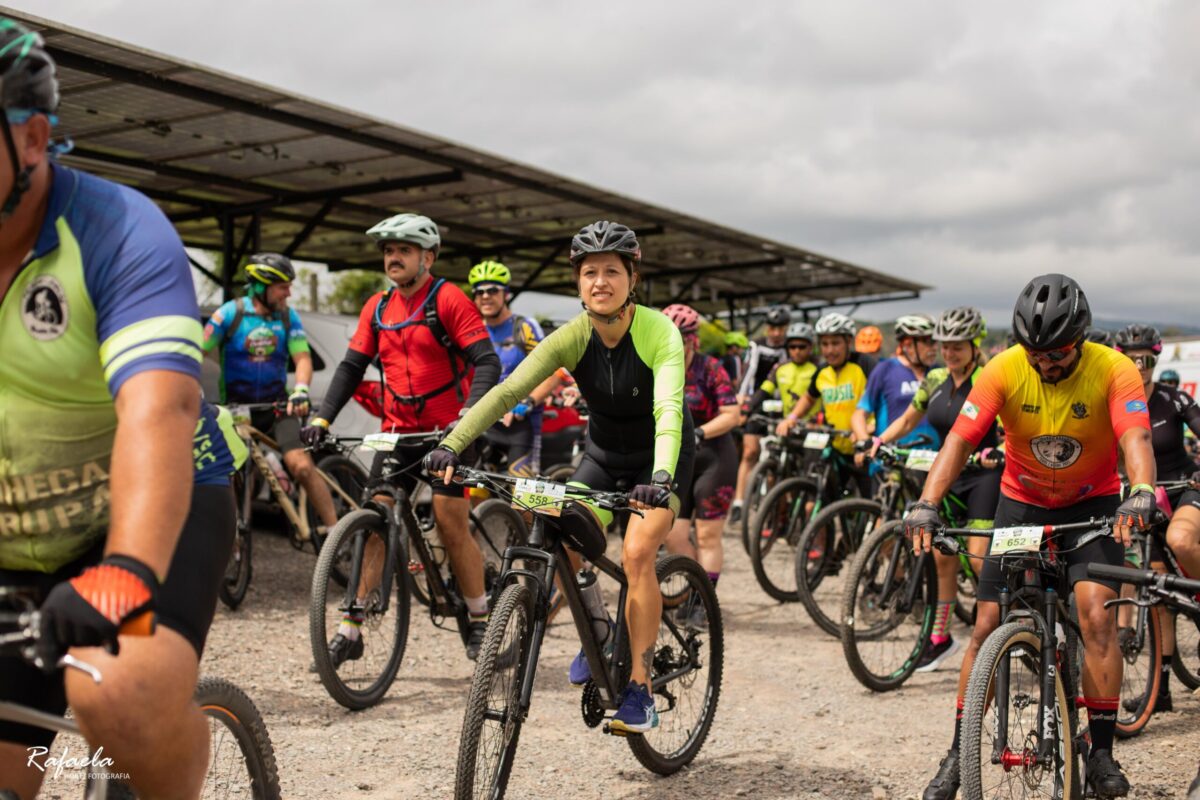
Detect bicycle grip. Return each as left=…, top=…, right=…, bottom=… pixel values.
left=1086, top=563, right=1152, bottom=586
left=118, top=610, right=156, bottom=637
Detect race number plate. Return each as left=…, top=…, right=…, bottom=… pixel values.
left=804, top=431, right=831, bottom=450
left=361, top=433, right=402, bottom=452
left=512, top=479, right=568, bottom=516
left=762, top=399, right=784, bottom=414
left=227, top=405, right=252, bottom=425
left=904, top=449, right=939, bottom=471
left=989, top=526, right=1043, bottom=555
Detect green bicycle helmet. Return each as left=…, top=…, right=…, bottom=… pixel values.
left=724, top=331, right=749, bottom=349
left=468, top=260, right=511, bottom=288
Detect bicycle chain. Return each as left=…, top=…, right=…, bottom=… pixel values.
left=580, top=680, right=605, bottom=728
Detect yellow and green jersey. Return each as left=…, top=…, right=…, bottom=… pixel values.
left=760, top=361, right=819, bottom=418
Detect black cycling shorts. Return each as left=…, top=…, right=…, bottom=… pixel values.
left=370, top=442, right=469, bottom=500
left=976, top=493, right=1123, bottom=604
left=679, top=434, right=737, bottom=520
left=484, top=416, right=536, bottom=476
left=743, top=417, right=769, bottom=437
left=251, top=407, right=304, bottom=455
left=949, top=468, right=1002, bottom=522
left=572, top=432, right=696, bottom=521
left=0, top=484, right=236, bottom=746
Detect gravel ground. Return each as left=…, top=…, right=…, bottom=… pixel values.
left=201, top=525, right=1200, bottom=799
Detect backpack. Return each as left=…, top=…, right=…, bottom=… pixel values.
left=370, top=278, right=469, bottom=413
left=217, top=297, right=291, bottom=354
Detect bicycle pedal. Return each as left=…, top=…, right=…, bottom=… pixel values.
left=601, top=721, right=628, bottom=738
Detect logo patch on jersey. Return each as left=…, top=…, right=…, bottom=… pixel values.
left=1022, top=404, right=1041, bottom=414
left=1030, top=435, right=1083, bottom=469
left=21, top=276, right=68, bottom=341
left=245, top=326, right=278, bottom=361
left=961, top=401, right=980, bottom=420
left=1071, top=402, right=1088, bottom=420
left=1125, top=400, right=1147, bottom=413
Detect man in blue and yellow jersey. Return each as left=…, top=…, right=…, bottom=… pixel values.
left=0, top=19, right=239, bottom=797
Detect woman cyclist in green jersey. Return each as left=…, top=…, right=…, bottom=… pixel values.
left=428, top=220, right=695, bottom=734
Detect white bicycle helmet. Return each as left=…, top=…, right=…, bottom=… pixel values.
left=366, top=213, right=442, bottom=252
left=894, top=314, right=936, bottom=339
left=814, top=312, right=857, bottom=337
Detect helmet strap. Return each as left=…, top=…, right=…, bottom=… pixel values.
left=0, top=119, right=33, bottom=221
left=582, top=293, right=633, bottom=325
left=397, top=249, right=431, bottom=289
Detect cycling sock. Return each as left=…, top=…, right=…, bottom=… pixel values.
left=1161, top=654, right=1173, bottom=694
left=707, top=572, right=720, bottom=589
left=1082, top=696, right=1118, bottom=751
left=466, top=593, right=489, bottom=617
left=951, top=697, right=964, bottom=751
left=730, top=500, right=743, bottom=509
left=338, top=613, right=364, bottom=640
left=931, top=601, right=954, bottom=644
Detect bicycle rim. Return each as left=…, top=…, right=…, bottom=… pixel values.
left=749, top=478, right=817, bottom=602
left=841, top=520, right=933, bottom=692
left=796, top=498, right=886, bottom=637
left=741, top=461, right=778, bottom=555
left=219, top=527, right=252, bottom=610
left=196, top=677, right=281, bottom=800
left=309, top=510, right=410, bottom=710
left=627, top=555, right=723, bottom=776
left=455, top=583, right=533, bottom=800
left=1172, top=610, right=1200, bottom=690
left=1115, top=604, right=1161, bottom=738
left=961, top=623, right=1072, bottom=800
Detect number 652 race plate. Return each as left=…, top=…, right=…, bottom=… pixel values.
left=989, top=526, right=1043, bottom=555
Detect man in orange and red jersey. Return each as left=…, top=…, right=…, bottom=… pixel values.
left=906, top=274, right=1154, bottom=800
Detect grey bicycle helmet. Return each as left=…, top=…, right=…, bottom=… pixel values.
left=934, top=306, right=987, bottom=346
left=0, top=19, right=58, bottom=217
left=366, top=213, right=442, bottom=252
left=569, top=220, right=641, bottom=267
left=1084, top=328, right=1114, bottom=348
left=894, top=314, right=936, bottom=339
left=1114, top=323, right=1162, bottom=354
left=1011, top=273, right=1091, bottom=350
left=814, top=312, right=857, bottom=337
left=785, top=322, right=814, bottom=343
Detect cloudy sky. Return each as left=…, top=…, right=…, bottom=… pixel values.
left=33, top=0, right=1200, bottom=327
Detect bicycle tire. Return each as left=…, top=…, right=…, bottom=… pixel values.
left=626, top=555, right=723, bottom=776
left=195, top=676, right=281, bottom=800
left=741, top=459, right=779, bottom=556
left=309, top=454, right=369, bottom=586
left=954, top=569, right=978, bottom=626
left=960, top=622, right=1073, bottom=800
left=218, top=524, right=253, bottom=611
left=472, top=498, right=530, bottom=597
left=309, top=509, right=411, bottom=710
left=1173, top=609, right=1200, bottom=690
left=1115, top=600, right=1162, bottom=738
left=542, top=462, right=576, bottom=482
left=796, top=497, right=888, bottom=637
left=747, top=477, right=819, bottom=602
left=840, top=520, right=936, bottom=692
left=455, top=582, right=534, bottom=800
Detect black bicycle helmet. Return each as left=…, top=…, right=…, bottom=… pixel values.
left=0, top=19, right=58, bottom=217
left=245, top=252, right=296, bottom=285
left=569, top=221, right=641, bottom=267
left=1011, top=273, right=1091, bottom=350
left=1084, top=328, right=1114, bottom=348
left=764, top=305, right=791, bottom=327
left=1114, top=323, right=1162, bottom=354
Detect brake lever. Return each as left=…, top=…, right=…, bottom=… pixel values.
left=1102, top=596, right=1158, bottom=611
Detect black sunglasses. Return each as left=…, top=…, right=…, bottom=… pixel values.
left=473, top=286, right=504, bottom=297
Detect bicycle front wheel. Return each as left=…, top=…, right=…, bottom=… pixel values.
left=840, top=520, right=936, bottom=692
left=472, top=498, right=529, bottom=597
left=309, top=509, right=410, bottom=710
left=627, top=555, right=723, bottom=775
left=748, top=477, right=819, bottom=602
left=1173, top=609, right=1200, bottom=690
left=219, top=524, right=253, bottom=611
left=455, top=582, right=535, bottom=800
left=740, top=459, right=779, bottom=555
left=1115, top=601, right=1162, bottom=738
left=196, top=676, right=281, bottom=799
left=796, top=497, right=888, bottom=637
left=960, top=622, right=1074, bottom=800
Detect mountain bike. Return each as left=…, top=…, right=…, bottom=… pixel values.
left=452, top=467, right=722, bottom=800
left=1103, top=478, right=1198, bottom=738
left=745, top=425, right=858, bottom=605
left=308, top=432, right=527, bottom=710
left=1087, top=562, right=1200, bottom=800
left=221, top=402, right=367, bottom=609
left=738, top=407, right=796, bottom=556
left=945, top=518, right=1118, bottom=800
left=0, top=590, right=280, bottom=798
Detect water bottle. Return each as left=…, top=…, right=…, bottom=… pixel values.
left=577, top=569, right=610, bottom=644
left=265, top=451, right=292, bottom=494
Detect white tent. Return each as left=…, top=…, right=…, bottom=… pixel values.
left=1157, top=338, right=1200, bottom=399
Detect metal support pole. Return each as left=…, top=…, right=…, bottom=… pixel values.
left=220, top=214, right=234, bottom=302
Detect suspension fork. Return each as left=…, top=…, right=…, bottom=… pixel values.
left=1037, top=588, right=1059, bottom=764
left=990, top=584, right=1013, bottom=765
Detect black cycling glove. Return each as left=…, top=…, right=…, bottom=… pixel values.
left=903, top=500, right=943, bottom=540
left=1115, top=488, right=1155, bottom=530
left=424, top=446, right=461, bottom=478
left=629, top=480, right=672, bottom=509
left=299, top=419, right=330, bottom=447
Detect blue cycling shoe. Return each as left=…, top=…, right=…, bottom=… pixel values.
left=609, top=682, right=658, bottom=734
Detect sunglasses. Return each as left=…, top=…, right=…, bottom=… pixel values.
left=1131, top=354, right=1158, bottom=371
left=1023, top=342, right=1076, bottom=363
left=473, top=286, right=504, bottom=297
left=787, top=342, right=811, bottom=350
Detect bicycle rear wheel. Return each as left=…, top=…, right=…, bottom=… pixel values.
left=455, top=582, right=534, bottom=800
left=748, top=477, right=819, bottom=602
left=219, top=523, right=253, bottom=610
left=740, top=459, right=779, bottom=555
left=309, top=509, right=410, bottom=710
left=196, top=676, right=281, bottom=799
left=796, top=498, right=888, bottom=637
left=841, top=520, right=936, bottom=692
left=1173, top=609, right=1200, bottom=690
left=472, top=498, right=529, bottom=598
left=627, top=555, right=723, bottom=775
left=1115, top=602, right=1161, bottom=738
left=960, top=623, right=1073, bottom=800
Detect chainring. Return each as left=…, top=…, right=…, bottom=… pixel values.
left=580, top=679, right=605, bottom=728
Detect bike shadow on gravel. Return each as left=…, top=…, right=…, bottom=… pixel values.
left=613, top=757, right=878, bottom=799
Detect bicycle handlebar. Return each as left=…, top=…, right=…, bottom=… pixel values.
left=1087, top=563, right=1200, bottom=595
left=453, top=466, right=635, bottom=512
